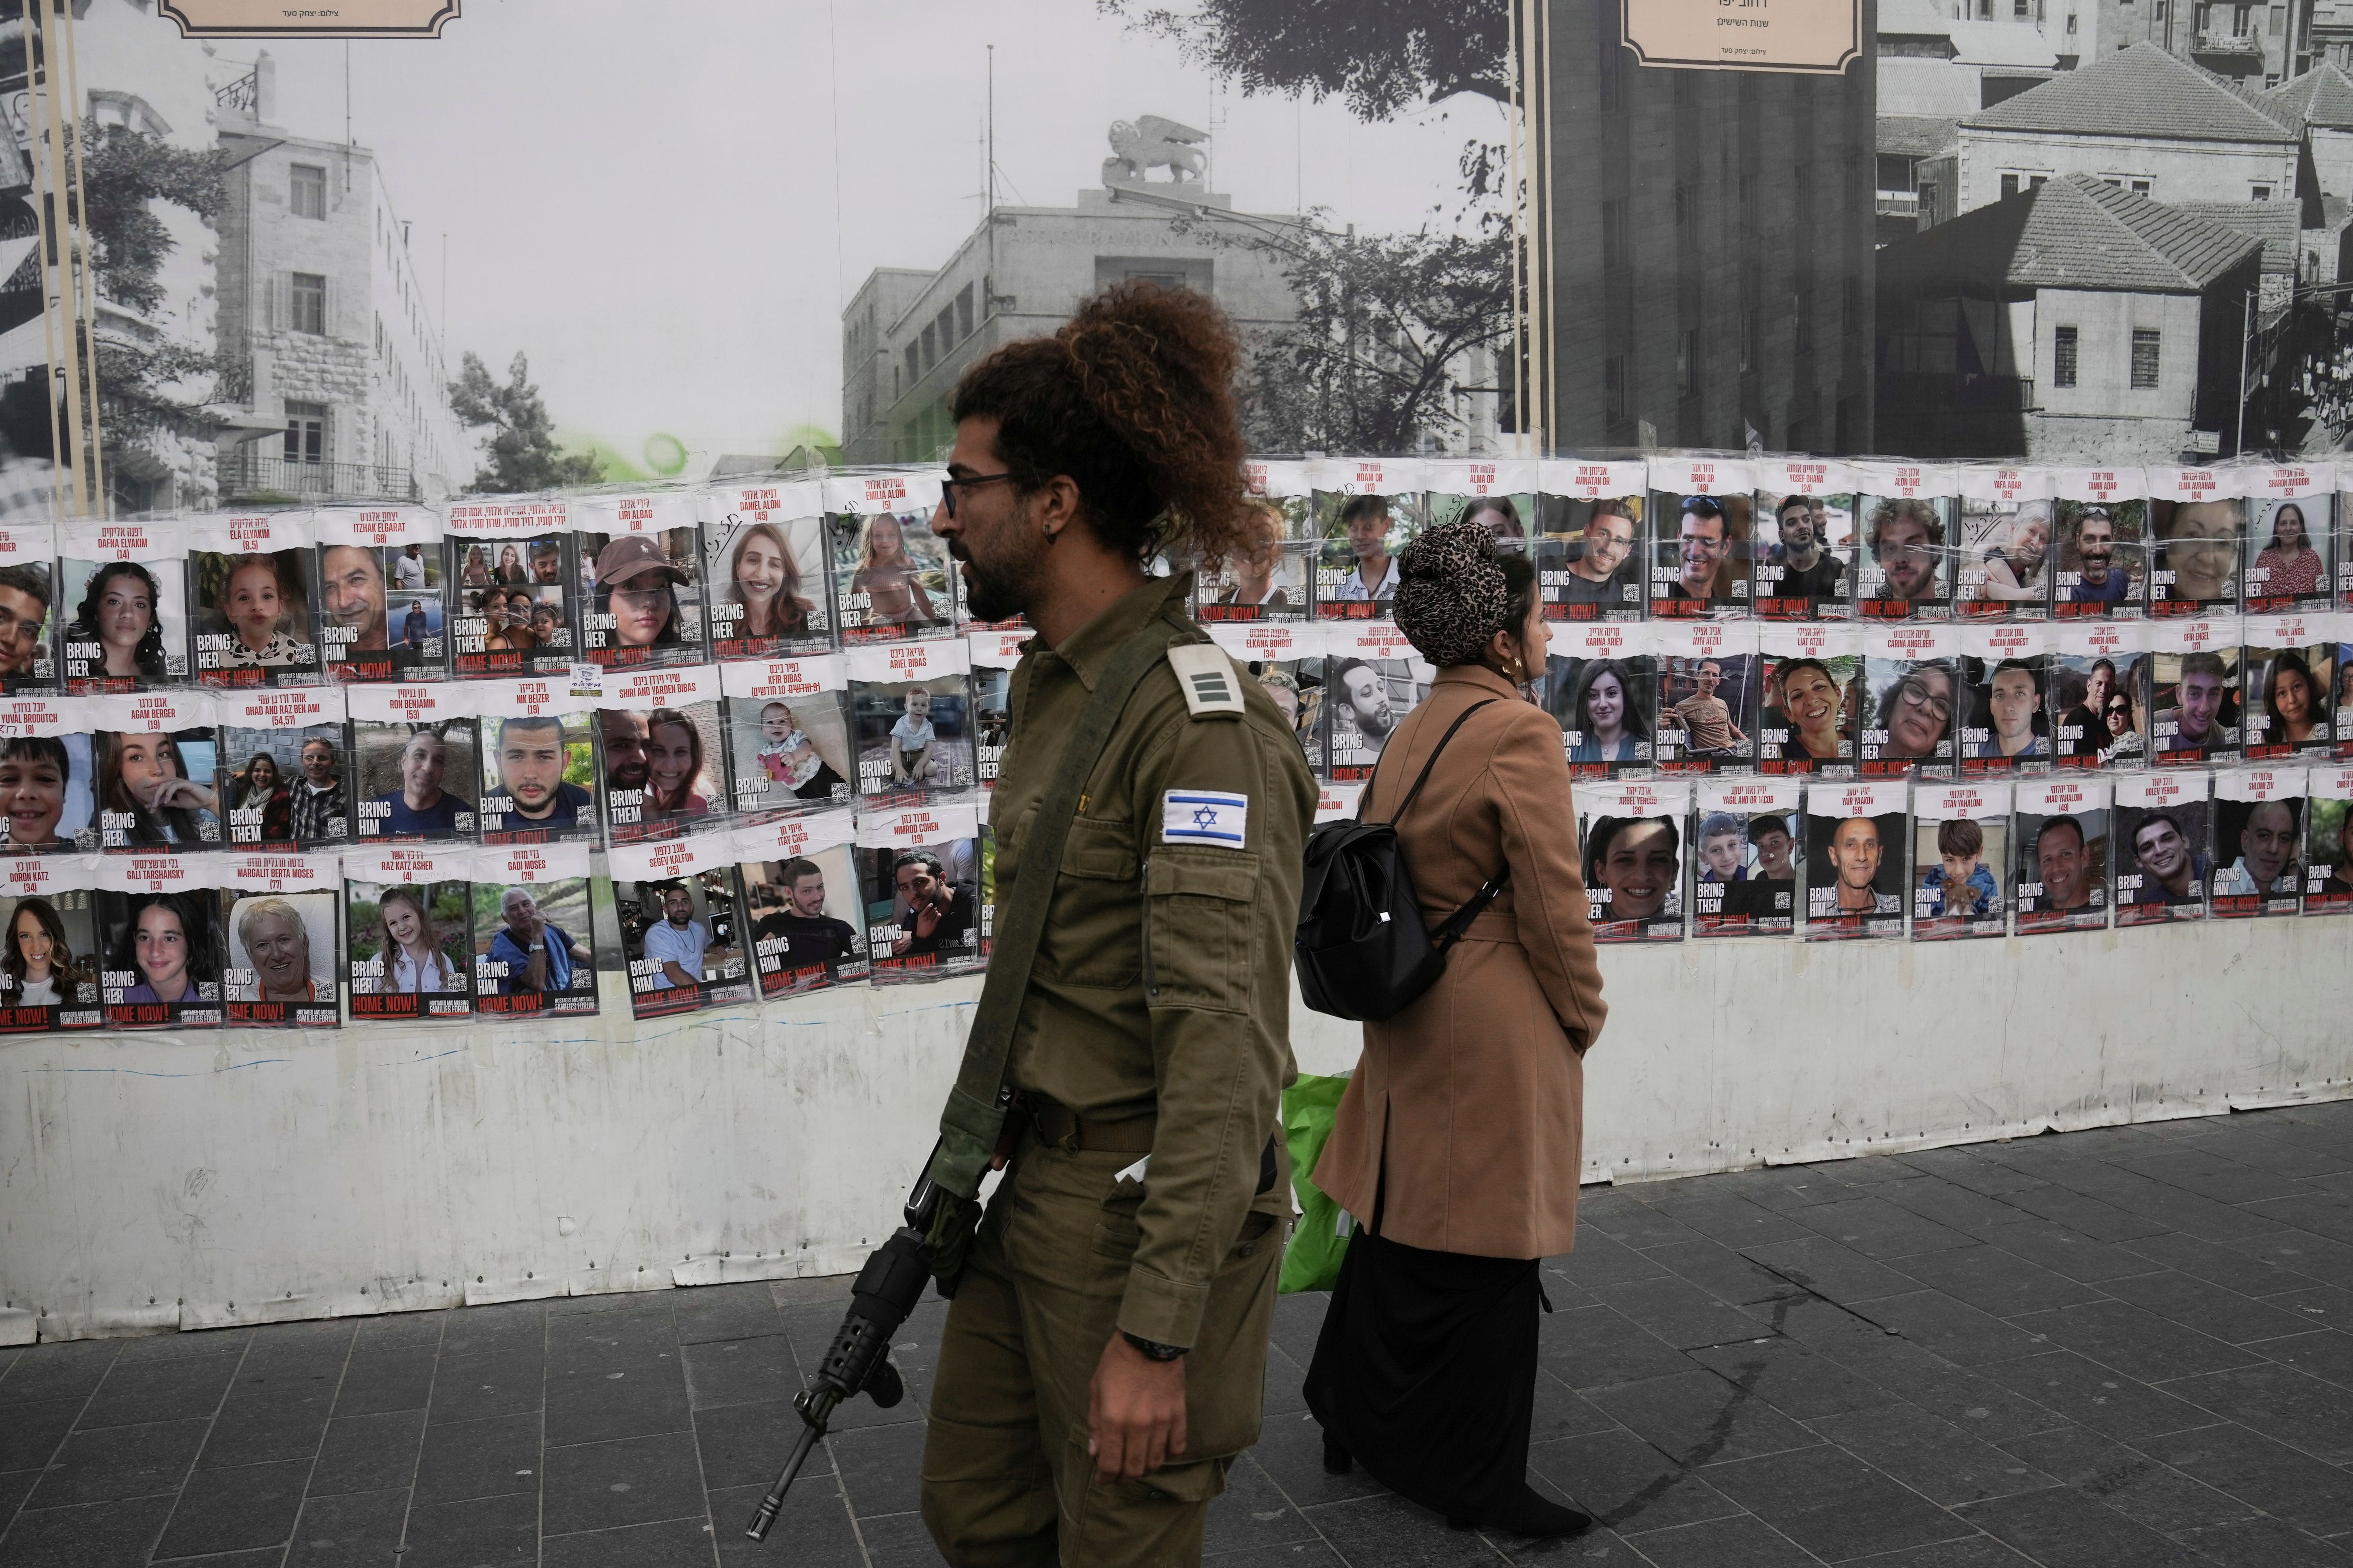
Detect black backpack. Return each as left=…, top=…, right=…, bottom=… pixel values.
left=1296, top=700, right=1512, bottom=1022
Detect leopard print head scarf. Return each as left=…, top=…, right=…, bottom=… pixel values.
left=1393, top=521, right=1510, bottom=669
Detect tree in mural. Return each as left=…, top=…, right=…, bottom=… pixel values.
left=80, top=123, right=227, bottom=466
left=448, top=350, right=602, bottom=493
left=1105, top=0, right=1517, bottom=452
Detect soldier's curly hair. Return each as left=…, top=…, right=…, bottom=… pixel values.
left=950, top=280, right=1250, bottom=568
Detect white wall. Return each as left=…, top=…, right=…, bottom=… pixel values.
left=4, top=915, right=2349, bottom=1344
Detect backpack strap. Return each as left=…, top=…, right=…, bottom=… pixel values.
left=926, top=612, right=1193, bottom=1202
left=1375, top=699, right=1498, bottom=825
left=1370, top=696, right=1514, bottom=948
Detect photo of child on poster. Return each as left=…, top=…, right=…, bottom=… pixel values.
left=447, top=510, right=575, bottom=679
left=1313, top=463, right=1422, bottom=619
left=848, top=666, right=975, bottom=801
left=722, top=676, right=854, bottom=819
left=346, top=851, right=475, bottom=1022
left=97, top=882, right=224, bottom=1029
left=1576, top=779, right=1689, bottom=943
left=192, top=548, right=320, bottom=688
left=1911, top=782, right=2009, bottom=941
left=1690, top=777, right=1800, bottom=937
left=2114, top=771, right=2211, bottom=927
left=0, top=722, right=95, bottom=853
left=830, top=509, right=953, bottom=644
left=1802, top=779, right=1907, bottom=940
left=2240, top=614, right=2335, bottom=761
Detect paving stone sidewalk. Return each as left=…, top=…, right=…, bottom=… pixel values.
left=7, top=1101, right=2353, bottom=1566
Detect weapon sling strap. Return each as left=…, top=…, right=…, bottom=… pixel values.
left=926, top=612, right=1198, bottom=1200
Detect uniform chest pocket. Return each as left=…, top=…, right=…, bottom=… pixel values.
left=1034, top=814, right=1141, bottom=990
left=1146, top=848, right=1260, bottom=1014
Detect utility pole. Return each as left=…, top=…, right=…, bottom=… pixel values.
left=2238, top=286, right=2254, bottom=455
left=985, top=43, right=995, bottom=324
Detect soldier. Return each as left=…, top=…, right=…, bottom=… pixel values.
left=919, top=281, right=1317, bottom=1565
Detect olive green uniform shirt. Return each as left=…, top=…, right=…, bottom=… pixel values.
left=990, top=571, right=1316, bottom=1349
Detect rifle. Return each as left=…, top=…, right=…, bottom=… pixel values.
left=742, top=1151, right=944, bottom=1543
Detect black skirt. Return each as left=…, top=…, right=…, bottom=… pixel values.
left=1301, top=1225, right=1541, bottom=1519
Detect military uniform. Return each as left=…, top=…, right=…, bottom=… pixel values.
left=921, top=571, right=1317, bottom=1567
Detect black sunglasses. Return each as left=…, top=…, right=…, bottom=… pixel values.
left=941, top=471, right=1016, bottom=518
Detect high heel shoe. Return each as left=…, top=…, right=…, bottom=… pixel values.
left=1321, top=1436, right=1353, bottom=1475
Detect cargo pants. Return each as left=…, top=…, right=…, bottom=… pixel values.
left=919, top=1131, right=1285, bottom=1568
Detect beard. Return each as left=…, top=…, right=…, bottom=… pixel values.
left=953, top=506, right=1048, bottom=623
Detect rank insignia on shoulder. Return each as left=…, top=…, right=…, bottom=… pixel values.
left=1167, top=643, right=1245, bottom=718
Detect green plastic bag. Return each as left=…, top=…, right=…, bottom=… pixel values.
left=1278, top=1072, right=1355, bottom=1294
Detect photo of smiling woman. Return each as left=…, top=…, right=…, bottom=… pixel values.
left=99, top=888, right=223, bottom=1028
left=95, top=730, right=220, bottom=850
left=225, top=890, right=339, bottom=1028
left=2247, top=494, right=2331, bottom=611
left=707, top=515, right=831, bottom=657
left=1577, top=780, right=1689, bottom=941
left=0, top=892, right=98, bottom=1028
left=2149, top=493, right=2244, bottom=616
left=1861, top=632, right=1959, bottom=779
left=1760, top=654, right=1857, bottom=775
left=61, top=558, right=185, bottom=691
left=0, top=734, right=93, bottom=851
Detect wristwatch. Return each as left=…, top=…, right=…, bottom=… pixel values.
left=1122, top=1332, right=1185, bottom=1362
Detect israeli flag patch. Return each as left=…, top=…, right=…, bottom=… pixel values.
left=1162, top=789, right=1249, bottom=847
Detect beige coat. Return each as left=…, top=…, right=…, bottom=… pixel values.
left=1312, top=663, right=1608, bottom=1259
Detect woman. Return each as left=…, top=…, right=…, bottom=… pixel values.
left=6, top=896, right=83, bottom=1005
left=485, top=590, right=538, bottom=655
left=1566, top=658, right=1647, bottom=764
left=230, top=753, right=293, bottom=844
left=377, top=885, right=458, bottom=994
left=494, top=543, right=529, bottom=585
left=729, top=522, right=815, bottom=641
left=1213, top=503, right=1291, bottom=608
left=1877, top=662, right=1957, bottom=760
left=1979, top=502, right=2050, bottom=603
left=215, top=556, right=306, bottom=668
left=1307, top=521, right=1607, bottom=1540
left=116, top=893, right=210, bottom=1005
left=0, top=735, right=71, bottom=849
left=2265, top=650, right=2323, bottom=746
left=2156, top=500, right=2242, bottom=602
left=1463, top=495, right=1526, bottom=543
left=234, top=896, right=319, bottom=1003
left=1772, top=659, right=1847, bottom=761
left=66, top=561, right=167, bottom=683
left=2252, top=502, right=2324, bottom=600
left=2101, top=687, right=2145, bottom=764
left=850, top=514, right=938, bottom=627
left=460, top=544, right=493, bottom=588
left=100, top=731, right=218, bottom=847
left=644, top=708, right=711, bottom=820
